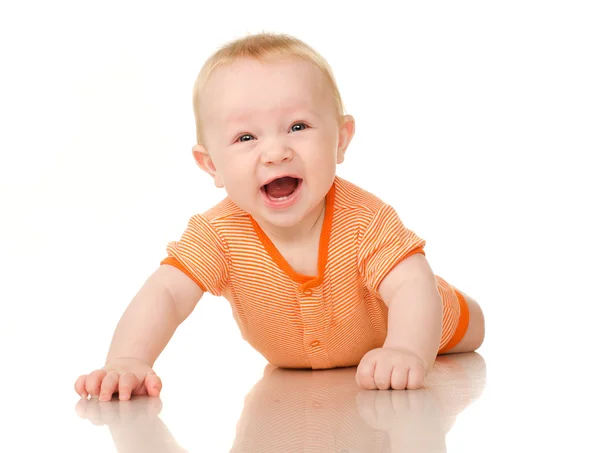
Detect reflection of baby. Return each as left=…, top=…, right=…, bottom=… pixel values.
left=232, top=353, right=487, bottom=452
left=74, top=353, right=486, bottom=453
left=75, top=32, right=485, bottom=401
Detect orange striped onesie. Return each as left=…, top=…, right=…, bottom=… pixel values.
left=161, top=176, right=469, bottom=369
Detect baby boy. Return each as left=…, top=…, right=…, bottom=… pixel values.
left=75, top=32, right=485, bottom=401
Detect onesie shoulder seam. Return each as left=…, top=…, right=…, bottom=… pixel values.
left=189, top=210, right=234, bottom=282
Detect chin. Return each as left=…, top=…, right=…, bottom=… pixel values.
left=259, top=211, right=306, bottom=228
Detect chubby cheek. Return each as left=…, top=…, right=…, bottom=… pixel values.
left=222, top=167, right=248, bottom=188
left=322, top=130, right=342, bottom=161
left=220, top=161, right=257, bottom=201
left=307, top=141, right=339, bottom=172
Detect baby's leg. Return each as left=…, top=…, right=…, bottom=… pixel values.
left=440, top=291, right=485, bottom=354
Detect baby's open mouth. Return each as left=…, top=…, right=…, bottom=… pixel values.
left=261, top=177, right=302, bottom=200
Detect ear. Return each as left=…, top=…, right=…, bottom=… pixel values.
left=192, top=144, right=224, bottom=188
left=336, top=114, right=355, bottom=164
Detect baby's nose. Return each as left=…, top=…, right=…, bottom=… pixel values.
left=260, top=143, right=293, bottom=164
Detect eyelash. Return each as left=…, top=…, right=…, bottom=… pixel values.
left=236, top=122, right=309, bottom=143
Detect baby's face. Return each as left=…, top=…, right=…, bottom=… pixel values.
left=194, top=57, right=354, bottom=231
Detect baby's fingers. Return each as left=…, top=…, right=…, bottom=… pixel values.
left=85, top=369, right=107, bottom=397
left=117, top=373, right=139, bottom=401
left=356, top=356, right=377, bottom=390
left=99, top=371, right=120, bottom=401
left=144, top=372, right=162, bottom=397
left=75, top=375, right=88, bottom=398
left=406, top=364, right=425, bottom=390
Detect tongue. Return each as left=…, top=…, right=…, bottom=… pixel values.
left=265, top=177, right=298, bottom=198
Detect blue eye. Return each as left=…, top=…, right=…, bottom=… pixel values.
left=290, top=123, right=307, bottom=132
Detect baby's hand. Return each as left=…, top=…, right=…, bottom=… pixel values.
left=74, top=358, right=162, bottom=401
left=356, top=346, right=426, bottom=390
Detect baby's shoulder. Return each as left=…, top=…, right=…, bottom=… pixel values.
left=334, top=176, right=390, bottom=216
left=184, top=197, right=249, bottom=237
left=201, top=196, right=246, bottom=222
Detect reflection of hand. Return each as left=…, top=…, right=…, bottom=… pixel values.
left=357, top=389, right=446, bottom=452
left=75, top=397, right=188, bottom=453
left=75, top=396, right=163, bottom=426
left=356, top=346, right=426, bottom=390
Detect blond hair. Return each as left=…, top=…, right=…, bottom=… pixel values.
left=192, top=32, right=346, bottom=145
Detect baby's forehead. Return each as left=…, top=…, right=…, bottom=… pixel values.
left=201, top=57, right=333, bottom=120
left=211, top=58, right=325, bottom=94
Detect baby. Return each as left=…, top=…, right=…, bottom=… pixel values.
left=75, top=32, right=485, bottom=401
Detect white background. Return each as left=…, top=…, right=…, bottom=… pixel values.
left=1, top=0, right=598, bottom=451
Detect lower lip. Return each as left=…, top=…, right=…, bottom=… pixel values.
left=261, top=180, right=303, bottom=210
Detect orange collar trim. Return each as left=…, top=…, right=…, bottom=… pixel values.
left=250, top=178, right=336, bottom=289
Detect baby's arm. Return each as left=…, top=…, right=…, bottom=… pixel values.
left=378, top=253, right=443, bottom=370
left=356, top=253, right=443, bottom=390
left=74, top=264, right=204, bottom=401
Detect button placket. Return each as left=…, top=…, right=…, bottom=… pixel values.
left=297, top=284, right=330, bottom=368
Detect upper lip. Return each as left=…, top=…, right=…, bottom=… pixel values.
left=260, top=174, right=302, bottom=187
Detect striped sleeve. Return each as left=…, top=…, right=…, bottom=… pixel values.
left=357, top=203, right=426, bottom=292
left=160, top=214, right=229, bottom=296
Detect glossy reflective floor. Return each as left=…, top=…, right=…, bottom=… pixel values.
left=73, top=353, right=485, bottom=453
left=3, top=336, right=599, bottom=453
